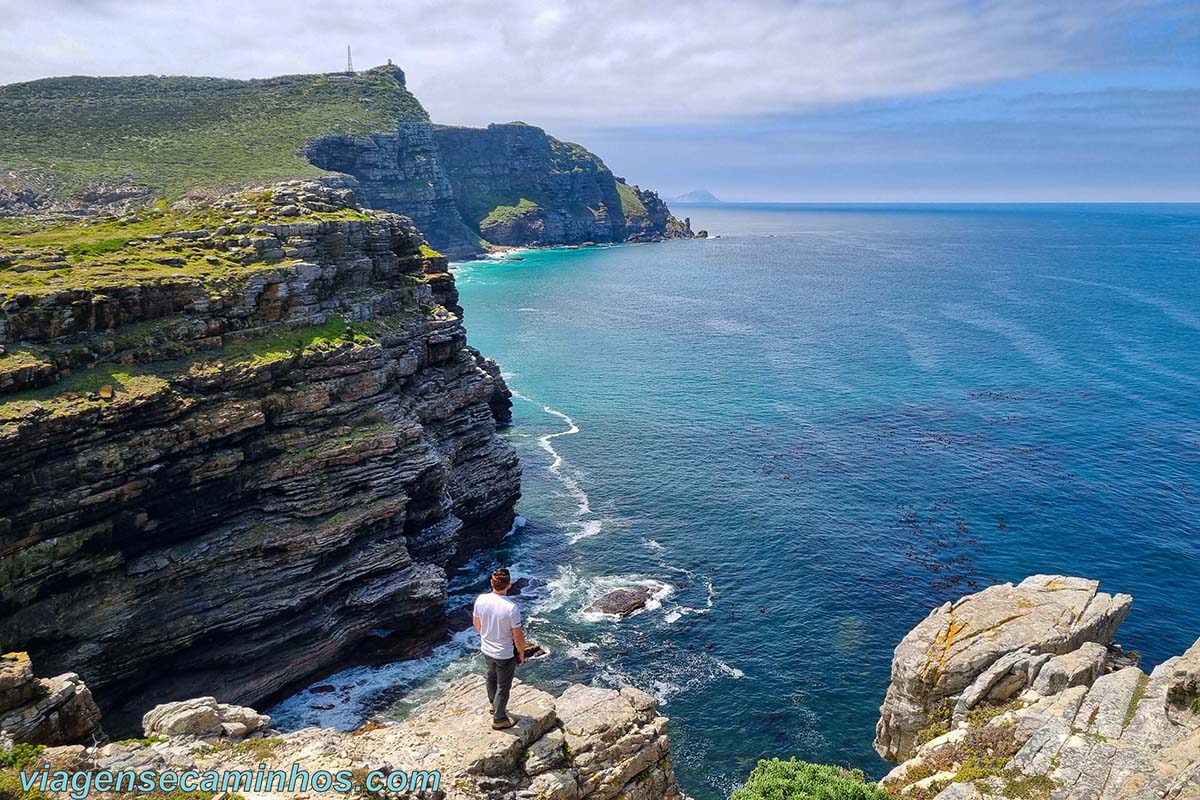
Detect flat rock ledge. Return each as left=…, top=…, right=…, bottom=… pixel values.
left=875, top=575, right=1200, bottom=800
left=12, top=675, right=687, bottom=800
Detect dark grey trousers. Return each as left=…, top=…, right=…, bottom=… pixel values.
left=484, top=654, right=517, bottom=722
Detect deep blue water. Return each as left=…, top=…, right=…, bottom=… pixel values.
left=276, top=204, right=1200, bottom=800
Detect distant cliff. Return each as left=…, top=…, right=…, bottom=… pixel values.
left=306, top=121, right=692, bottom=258
left=0, top=65, right=692, bottom=258
left=433, top=123, right=691, bottom=252
left=0, top=183, right=520, bottom=730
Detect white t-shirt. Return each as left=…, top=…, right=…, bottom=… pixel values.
left=474, top=592, right=522, bottom=659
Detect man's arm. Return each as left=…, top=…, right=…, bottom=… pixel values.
left=512, top=624, right=526, bottom=663
left=473, top=615, right=481, bottom=634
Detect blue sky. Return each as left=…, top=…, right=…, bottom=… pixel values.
left=2, top=0, right=1198, bottom=200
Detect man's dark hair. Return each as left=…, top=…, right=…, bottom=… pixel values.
left=490, top=567, right=511, bottom=591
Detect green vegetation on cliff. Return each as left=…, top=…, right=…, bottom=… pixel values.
left=0, top=66, right=424, bottom=198
left=0, top=315, right=393, bottom=423
left=480, top=198, right=542, bottom=228
left=732, top=759, right=889, bottom=800
left=615, top=180, right=649, bottom=220
left=0, top=188, right=375, bottom=299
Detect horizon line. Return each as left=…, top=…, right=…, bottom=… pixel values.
left=669, top=199, right=1200, bottom=206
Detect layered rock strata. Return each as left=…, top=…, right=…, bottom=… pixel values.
left=876, top=576, right=1200, bottom=799
left=0, top=652, right=102, bottom=745
left=0, top=182, right=520, bottom=731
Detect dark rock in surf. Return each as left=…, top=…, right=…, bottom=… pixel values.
left=586, top=587, right=656, bottom=618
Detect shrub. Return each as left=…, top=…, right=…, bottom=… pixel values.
left=731, top=758, right=890, bottom=800
left=0, top=746, right=44, bottom=771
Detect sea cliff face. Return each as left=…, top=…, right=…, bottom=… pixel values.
left=306, top=120, right=692, bottom=258
left=0, top=183, right=520, bottom=730
left=433, top=123, right=692, bottom=250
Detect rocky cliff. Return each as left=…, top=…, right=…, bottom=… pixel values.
left=431, top=123, right=692, bottom=252
left=0, top=182, right=520, bottom=731
left=875, top=576, right=1200, bottom=799
left=0, top=66, right=691, bottom=259
left=306, top=120, right=693, bottom=258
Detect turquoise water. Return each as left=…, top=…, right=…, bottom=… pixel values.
left=271, top=204, right=1200, bottom=799
left=451, top=204, right=1200, bottom=798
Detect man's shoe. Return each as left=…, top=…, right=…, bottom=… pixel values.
left=489, top=704, right=494, bottom=714
left=491, top=716, right=517, bottom=730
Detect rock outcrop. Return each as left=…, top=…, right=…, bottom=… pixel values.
left=27, top=675, right=686, bottom=800
left=876, top=576, right=1200, bottom=800
left=0, top=182, right=520, bottom=732
left=0, top=652, right=102, bottom=745
left=585, top=587, right=657, bottom=618
left=875, top=575, right=1132, bottom=762
left=141, top=697, right=269, bottom=741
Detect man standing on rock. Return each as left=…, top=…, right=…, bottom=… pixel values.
left=473, top=567, right=525, bottom=730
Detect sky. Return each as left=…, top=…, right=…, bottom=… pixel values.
left=1, top=0, right=1198, bottom=201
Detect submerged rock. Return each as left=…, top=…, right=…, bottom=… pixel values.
left=586, top=587, right=656, bottom=618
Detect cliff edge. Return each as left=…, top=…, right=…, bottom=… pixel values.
left=0, top=182, right=520, bottom=731
left=2, top=654, right=688, bottom=800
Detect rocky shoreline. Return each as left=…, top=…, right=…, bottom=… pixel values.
left=1, top=574, right=1197, bottom=798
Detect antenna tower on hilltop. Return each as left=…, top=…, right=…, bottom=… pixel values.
left=346, top=45, right=354, bottom=73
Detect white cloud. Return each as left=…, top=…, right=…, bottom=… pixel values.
left=0, top=0, right=1167, bottom=126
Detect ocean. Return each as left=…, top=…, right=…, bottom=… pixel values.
left=271, top=203, right=1200, bottom=799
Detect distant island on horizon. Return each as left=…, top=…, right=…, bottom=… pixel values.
left=668, top=189, right=722, bottom=203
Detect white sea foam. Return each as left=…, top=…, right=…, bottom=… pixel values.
left=644, top=538, right=664, bottom=551
left=266, top=628, right=478, bottom=732
left=510, top=389, right=604, bottom=542
left=537, top=565, right=674, bottom=623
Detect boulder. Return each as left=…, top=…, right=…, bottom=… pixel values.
left=0, top=668, right=101, bottom=745
left=874, top=575, right=1131, bottom=761
left=1030, top=641, right=1108, bottom=696
left=142, top=697, right=269, bottom=740
left=585, top=587, right=656, bottom=618
left=523, top=642, right=548, bottom=660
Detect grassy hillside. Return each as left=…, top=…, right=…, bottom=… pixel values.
left=0, top=66, right=424, bottom=198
